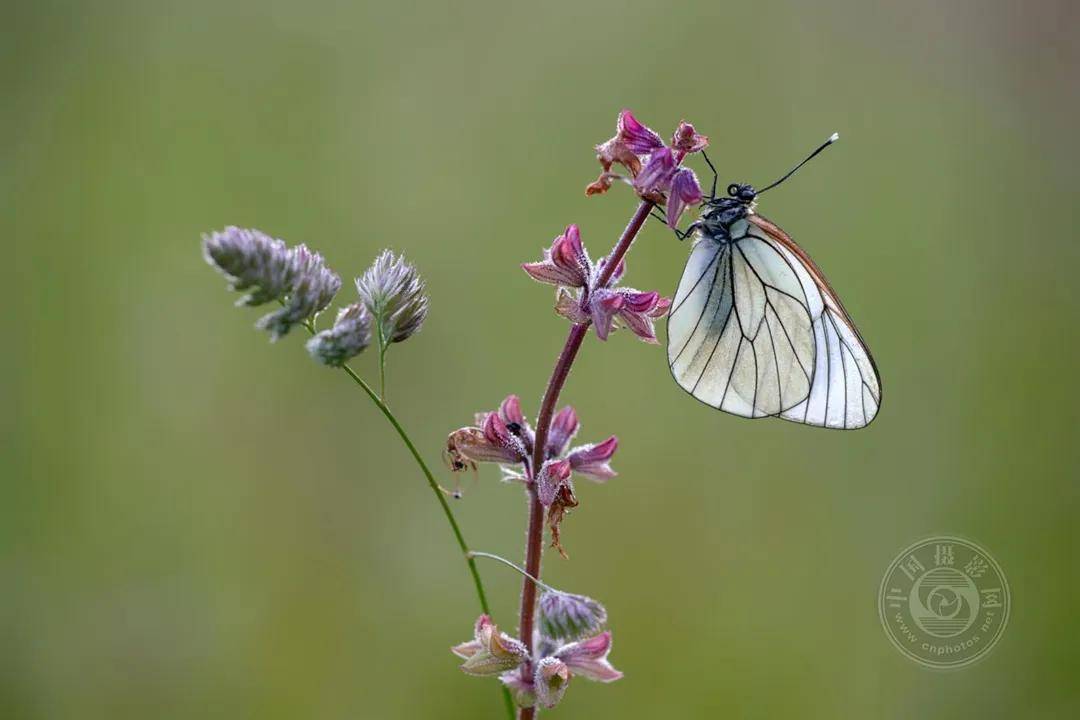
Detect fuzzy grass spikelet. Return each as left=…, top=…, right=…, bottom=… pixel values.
left=306, top=303, right=373, bottom=366
left=202, top=226, right=296, bottom=307
left=356, top=250, right=429, bottom=344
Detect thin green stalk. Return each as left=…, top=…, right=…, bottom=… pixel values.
left=336, top=366, right=516, bottom=718
left=376, top=321, right=389, bottom=399
left=299, top=313, right=513, bottom=717
left=468, top=551, right=560, bottom=594
left=339, top=363, right=491, bottom=608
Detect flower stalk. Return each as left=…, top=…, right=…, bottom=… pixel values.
left=516, top=201, right=654, bottom=719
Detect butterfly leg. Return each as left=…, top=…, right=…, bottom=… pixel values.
left=700, top=149, right=718, bottom=200
left=650, top=209, right=693, bottom=241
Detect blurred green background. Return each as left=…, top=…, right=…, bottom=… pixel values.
left=5, top=0, right=1078, bottom=717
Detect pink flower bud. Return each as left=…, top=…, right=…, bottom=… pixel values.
left=545, top=406, right=579, bottom=459
left=671, top=121, right=709, bottom=154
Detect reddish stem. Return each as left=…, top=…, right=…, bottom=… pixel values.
left=516, top=199, right=655, bottom=719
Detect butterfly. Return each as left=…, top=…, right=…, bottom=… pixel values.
left=663, top=134, right=882, bottom=429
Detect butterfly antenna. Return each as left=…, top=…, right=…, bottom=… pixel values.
left=756, top=132, right=839, bottom=195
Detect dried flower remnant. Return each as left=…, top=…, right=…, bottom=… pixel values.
left=306, top=303, right=372, bottom=367
left=203, top=228, right=341, bottom=340
left=356, top=250, right=429, bottom=344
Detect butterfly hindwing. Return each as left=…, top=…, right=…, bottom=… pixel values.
left=749, top=215, right=881, bottom=428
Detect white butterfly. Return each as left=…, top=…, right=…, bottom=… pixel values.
left=666, top=134, right=882, bottom=429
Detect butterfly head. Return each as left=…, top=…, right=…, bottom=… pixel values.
left=727, top=183, right=758, bottom=204
left=700, top=183, right=756, bottom=233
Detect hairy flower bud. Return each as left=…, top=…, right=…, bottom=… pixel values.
left=356, top=250, right=429, bottom=344
left=534, top=657, right=570, bottom=709
left=202, top=226, right=296, bottom=306
left=305, top=303, right=372, bottom=366
left=539, top=590, right=608, bottom=641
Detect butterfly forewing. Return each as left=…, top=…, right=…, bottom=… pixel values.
left=666, top=213, right=881, bottom=429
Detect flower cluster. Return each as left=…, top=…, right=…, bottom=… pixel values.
left=453, top=592, right=621, bottom=710
left=588, top=109, right=708, bottom=227
left=444, top=394, right=617, bottom=554
left=203, top=226, right=342, bottom=340
left=523, top=224, right=671, bottom=343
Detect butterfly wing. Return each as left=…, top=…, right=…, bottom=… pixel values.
left=748, top=214, right=881, bottom=428
left=666, top=215, right=881, bottom=429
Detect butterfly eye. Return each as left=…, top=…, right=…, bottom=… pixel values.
left=726, top=183, right=740, bottom=197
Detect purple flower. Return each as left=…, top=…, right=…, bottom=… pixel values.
left=445, top=396, right=617, bottom=553
left=633, top=146, right=676, bottom=200
left=515, top=629, right=622, bottom=708
left=521, top=225, right=593, bottom=288
left=452, top=615, right=528, bottom=677
left=539, top=590, right=608, bottom=641
left=553, top=631, right=623, bottom=683
left=526, top=224, right=672, bottom=343
left=594, top=109, right=663, bottom=177
left=445, top=409, right=529, bottom=467
left=582, top=288, right=672, bottom=344
left=587, top=109, right=708, bottom=227
left=567, top=436, right=618, bottom=481
left=667, top=168, right=704, bottom=228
